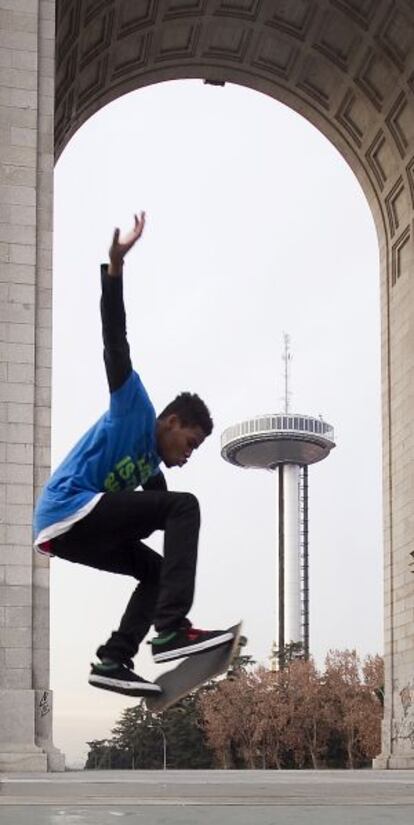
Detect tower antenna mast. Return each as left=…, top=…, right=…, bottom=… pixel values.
left=282, top=333, right=292, bottom=414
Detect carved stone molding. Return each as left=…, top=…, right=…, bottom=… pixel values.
left=54, top=2, right=414, bottom=264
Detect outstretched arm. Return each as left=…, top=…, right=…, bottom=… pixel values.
left=101, top=212, right=146, bottom=392
left=107, top=212, right=146, bottom=277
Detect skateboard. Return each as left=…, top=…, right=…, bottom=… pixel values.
left=146, top=621, right=244, bottom=713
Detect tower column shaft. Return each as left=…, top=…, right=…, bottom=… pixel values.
left=283, top=464, right=302, bottom=645
left=278, top=466, right=285, bottom=657
left=302, top=465, right=310, bottom=659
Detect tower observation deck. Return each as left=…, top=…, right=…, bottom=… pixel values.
left=221, top=355, right=335, bottom=665
left=221, top=413, right=334, bottom=469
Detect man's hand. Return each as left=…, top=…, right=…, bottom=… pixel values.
left=108, top=211, right=146, bottom=276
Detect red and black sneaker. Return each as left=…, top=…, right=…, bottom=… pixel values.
left=151, top=624, right=234, bottom=663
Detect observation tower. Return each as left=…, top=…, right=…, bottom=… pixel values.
left=221, top=336, right=335, bottom=664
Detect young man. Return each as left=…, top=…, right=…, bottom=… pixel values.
left=33, top=212, right=233, bottom=697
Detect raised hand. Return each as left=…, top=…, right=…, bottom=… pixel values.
left=108, top=212, right=146, bottom=275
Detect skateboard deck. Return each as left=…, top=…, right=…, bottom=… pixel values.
left=146, top=622, right=243, bottom=713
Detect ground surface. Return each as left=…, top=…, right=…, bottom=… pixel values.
left=0, top=769, right=414, bottom=824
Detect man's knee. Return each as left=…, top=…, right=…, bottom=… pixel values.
left=173, top=492, right=200, bottom=524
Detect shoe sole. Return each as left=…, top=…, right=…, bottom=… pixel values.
left=89, top=675, right=161, bottom=697
left=153, top=631, right=234, bottom=663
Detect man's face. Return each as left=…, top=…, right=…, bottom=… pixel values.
left=157, top=415, right=206, bottom=468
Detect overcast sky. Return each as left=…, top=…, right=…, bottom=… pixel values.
left=50, top=79, right=382, bottom=766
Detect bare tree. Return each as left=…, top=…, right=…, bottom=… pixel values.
left=199, top=672, right=259, bottom=767
left=198, top=649, right=384, bottom=770
left=252, top=667, right=292, bottom=769
left=285, top=659, right=335, bottom=768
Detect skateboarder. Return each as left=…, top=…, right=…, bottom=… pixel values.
left=33, top=212, right=233, bottom=696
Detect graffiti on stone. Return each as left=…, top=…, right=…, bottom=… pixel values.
left=39, top=691, right=51, bottom=717
left=392, top=681, right=414, bottom=748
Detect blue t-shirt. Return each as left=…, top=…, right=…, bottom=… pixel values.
left=33, top=370, right=161, bottom=541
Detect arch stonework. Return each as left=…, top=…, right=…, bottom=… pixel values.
left=1, top=0, right=414, bottom=770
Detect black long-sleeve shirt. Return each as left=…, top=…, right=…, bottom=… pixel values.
left=99, top=264, right=167, bottom=492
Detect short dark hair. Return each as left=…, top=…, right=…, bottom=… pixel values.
left=158, top=392, right=213, bottom=436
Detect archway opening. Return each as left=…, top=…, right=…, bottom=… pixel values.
left=51, top=79, right=381, bottom=766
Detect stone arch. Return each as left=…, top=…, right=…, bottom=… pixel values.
left=1, top=0, right=413, bottom=769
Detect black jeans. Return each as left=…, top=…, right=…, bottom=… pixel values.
left=51, top=490, right=200, bottom=666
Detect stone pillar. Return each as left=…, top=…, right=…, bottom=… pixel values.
left=0, top=0, right=64, bottom=771
left=373, top=219, right=414, bottom=770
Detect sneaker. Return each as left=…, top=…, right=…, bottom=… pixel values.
left=151, top=626, right=234, bottom=663
left=88, top=659, right=161, bottom=697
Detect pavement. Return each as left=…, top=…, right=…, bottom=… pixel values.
left=0, top=769, right=414, bottom=824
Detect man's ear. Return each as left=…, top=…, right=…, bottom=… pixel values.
left=165, top=413, right=180, bottom=430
